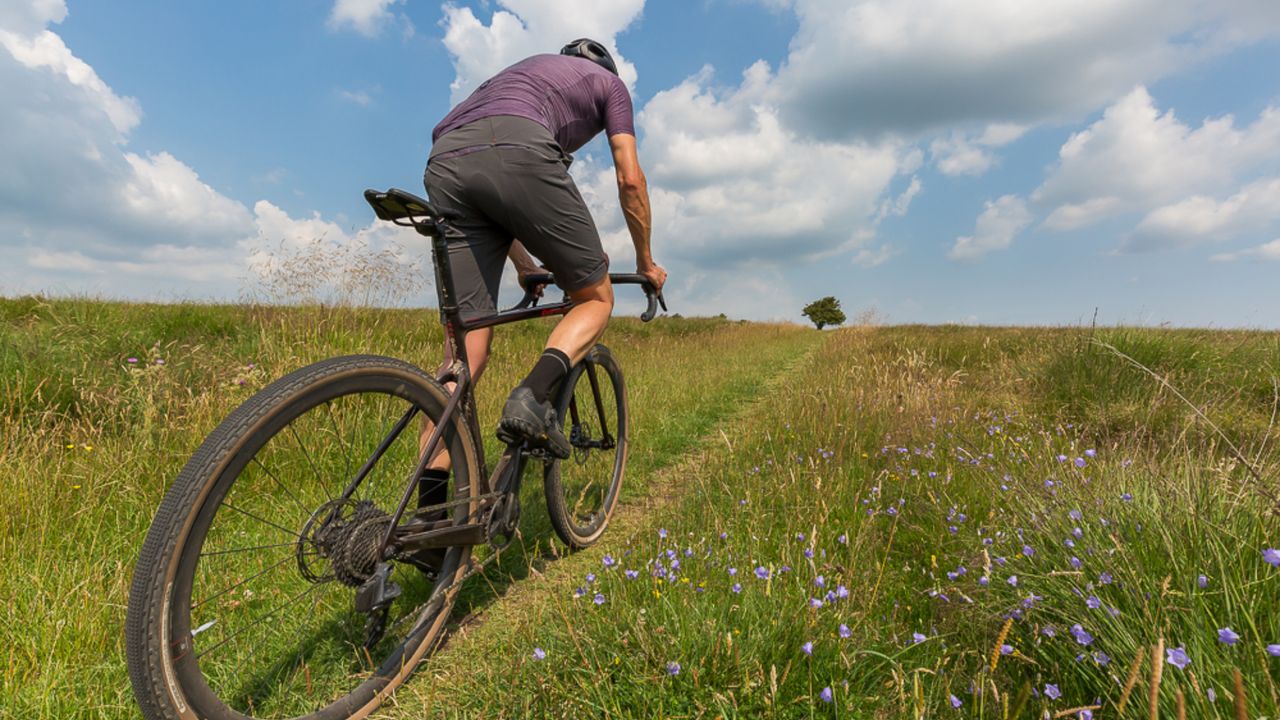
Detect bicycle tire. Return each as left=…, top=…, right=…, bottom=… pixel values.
left=544, top=344, right=628, bottom=549
left=125, top=354, right=482, bottom=720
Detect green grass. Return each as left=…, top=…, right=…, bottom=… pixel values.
left=3, top=301, right=1279, bottom=719
left=0, top=297, right=816, bottom=718
left=387, top=326, right=1280, bottom=718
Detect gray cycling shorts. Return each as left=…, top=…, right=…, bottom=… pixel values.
left=423, top=116, right=608, bottom=321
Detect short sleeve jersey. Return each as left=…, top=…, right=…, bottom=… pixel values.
left=432, top=54, right=634, bottom=154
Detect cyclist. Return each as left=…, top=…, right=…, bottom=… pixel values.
left=418, top=39, right=666, bottom=501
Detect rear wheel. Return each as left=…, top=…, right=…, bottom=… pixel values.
left=544, top=344, right=628, bottom=548
left=125, top=355, right=482, bottom=719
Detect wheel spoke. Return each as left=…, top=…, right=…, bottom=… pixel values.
left=196, top=584, right=322, bottom=661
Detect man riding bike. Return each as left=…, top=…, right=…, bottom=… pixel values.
left=417, top=39, right=667, bottom=505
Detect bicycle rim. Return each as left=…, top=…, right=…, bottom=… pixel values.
left=545, top=345, right=627, bottom=548
left=129, top=357, right=479, bottom=719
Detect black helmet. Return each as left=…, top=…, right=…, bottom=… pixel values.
left=560, top=38, right=618, bottom=76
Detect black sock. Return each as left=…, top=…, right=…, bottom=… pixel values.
left=519, top=348, right=571, bottom=404
left=418, top=467, right=449, bottom=510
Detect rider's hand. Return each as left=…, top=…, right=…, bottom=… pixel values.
left=637, top=261, right=667, bottom=292
left=518, top=266, right=548, bottom=299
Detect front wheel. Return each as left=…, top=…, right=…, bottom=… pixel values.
left=544, top=344, right=628, bottom=549
left=125, top=355, right=482, bottom=719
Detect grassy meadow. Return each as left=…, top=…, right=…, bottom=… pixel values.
left=2, top=296, right=1279, bottom=718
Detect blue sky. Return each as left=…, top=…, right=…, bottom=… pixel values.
left=2, top=0, right=1279, bottom=326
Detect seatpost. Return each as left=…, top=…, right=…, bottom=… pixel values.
left=431, top=222, right=469, bottom=369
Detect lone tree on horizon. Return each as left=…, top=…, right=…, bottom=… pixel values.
left=803, top=296, right=846, bottom=330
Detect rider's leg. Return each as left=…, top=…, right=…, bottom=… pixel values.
left=513, top=274, right=614, bottom=405
left=548, top=274, right=615, bottom=365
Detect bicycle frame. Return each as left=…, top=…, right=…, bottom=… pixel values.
left=358, top=188, right=664, bottom=566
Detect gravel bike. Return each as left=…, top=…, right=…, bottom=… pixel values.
left=125, top=187, right=666, bottom=719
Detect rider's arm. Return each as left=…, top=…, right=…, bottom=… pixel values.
left=508, top=240, right=546, bottom=296
left=508, top=240, right=540, bottom=276
left=609, top=133, right=661, bottom=288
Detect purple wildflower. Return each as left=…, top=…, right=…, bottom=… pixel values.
left=625, top=569, right=639, bottom=580
left=1264, top=548, right=1280, bottom=567
left=1093, top=651, right=1110, bottom=666
left=603, top=555, right=616, bottom=568
left=820, top=687, right=833, bottom=703
left=1121, top=492, right=1133, bottom=502
left=731, top=583, right=741, bottom=593
left=1166, top=646, right=1190, bottom=669
left=837, top=533, right=847, bottom=544
left=1086, top=596, right=1101, bottom=609
left=1198, top=574, right=1209, bottom=588
left=801, top=641, right=813, bottom=656
left=1099, top=571, right=1113, bottom=584
left=809, top=598, right=823, bottom=609
left=1218, top=627, right=1240, bottom=645
left=658, top=528, right=667, bottom=539
left=666, top=661, right=680, bottom=676
left=839, top=624, right=852, bottom=638
left=1074, top=457, right=1086, bottom=468
left=1023, top=545, right=1035, bottom=557
left=755, top=566, right=769, bottom=580
left=593, top=593, right=605, bottom=605
left=1045, top=684, right=1061, bottom=700
left=912, top=632, right=927, bottom=644
left=950, top=694, right=962, bottom=709
left=1000, top=644, right=1013, bottom=655
left=1266, top=644, right=1280, bottom=657
left=1007, top=575, right=1019, bottom=587
left=1071, top=624, right=1093, bottom=646
left=532, top=647, right=546, bottom=660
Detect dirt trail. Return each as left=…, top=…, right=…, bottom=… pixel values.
left=377, top=334, right=827, bottom=717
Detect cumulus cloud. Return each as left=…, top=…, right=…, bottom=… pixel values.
left=0, top=4, right=422, bottom=301
left=949, top=195, right=1033, bottom=261
left=1211, top=238, right=1280, bottom=262
left=327, top=0, right=412, bottom=38
left=1035, top=87, right=1280, bottom=232
left=615, top=62, right=915, bottom=265
left=930, top=124, right=1028, bottom=177
left=1127, top=177, right=1280, bottom=250
left=765, top=0, right=1280, bottom=140
left=439, top=0, right=643, bottom=102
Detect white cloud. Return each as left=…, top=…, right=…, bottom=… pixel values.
left=1211, top=238, right=1280, bottom=262
left=0, top=6, right=424, bottom=302
left=627, top=62, right=914, bottom=264
left=327, top=0, right=411, bottom=38
left=949, top=195, right=1032, bottom=261
left=929, top=123, right=1027, bottom=177
left=337, top=88, right=373, bottom=106
left=1035, top=87, right=1280, bottom=231
left=1127, top=177, right=1280, bottom=250
left=440, top=0, right=643, bottom=103
left=765, top=0, right=1280, bottom=139
left=852, top=244, right=896, bottom=268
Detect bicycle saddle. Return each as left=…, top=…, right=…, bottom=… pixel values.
left=363, top=188, right=457, bottom=235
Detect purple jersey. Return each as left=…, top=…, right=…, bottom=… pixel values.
left=433, top=54, right=634, bottom=154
